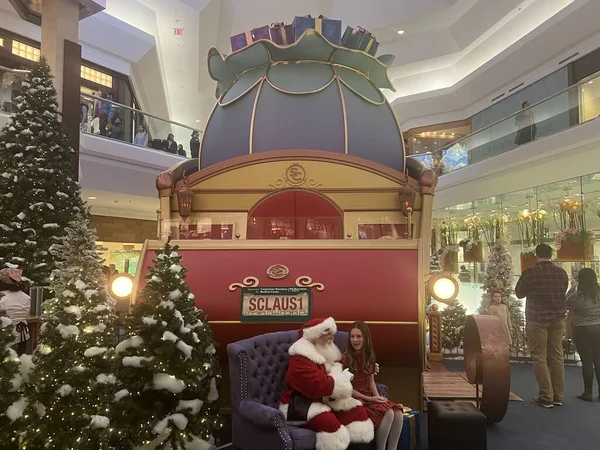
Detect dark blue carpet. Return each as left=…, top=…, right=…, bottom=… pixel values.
left=419, top=360, right=600, bottom=450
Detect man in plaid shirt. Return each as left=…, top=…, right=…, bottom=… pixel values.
left=516, top=244, right=568, bottom=408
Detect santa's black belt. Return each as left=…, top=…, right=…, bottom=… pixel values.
left=287, top=392, right=313, bottom=422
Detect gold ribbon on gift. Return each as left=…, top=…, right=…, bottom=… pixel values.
left=364, top=38, right=374, bottom=53
left=403, top=412, right=417, bottom=450
left=270, top=23, right=288, bottom=44
left=315, top=18, right=323, bottom=33
left=245, top=31, right=254, bottom=45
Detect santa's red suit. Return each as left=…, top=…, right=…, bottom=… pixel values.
left=280, top=317, right=374, bottom=450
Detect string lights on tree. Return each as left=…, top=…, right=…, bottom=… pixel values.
left=18, top=211, right=119, bottom=449
left=0, top=57, right=84, bottom=285
left=113, top=239, right=221, bottom=449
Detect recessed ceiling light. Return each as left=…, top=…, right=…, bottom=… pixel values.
left=397, top=30, right=405, bottom=35
left=589, top=81, right=594, bottom=84
left=88, top=196, right=97, bottom=200
left=195, top=119, right=201, bottom=122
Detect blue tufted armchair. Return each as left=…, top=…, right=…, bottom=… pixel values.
left=227, top=330, right=388, bottom=450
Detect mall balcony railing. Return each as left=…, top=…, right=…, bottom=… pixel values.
left=79, top=93, right=200, bottom=158
left=1, top=65, right=200, bottom=158
left=413, top=72, right=600, bottom=176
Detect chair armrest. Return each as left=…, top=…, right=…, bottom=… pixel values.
left=376, top=383, right=389, bottom=398
left=239, top=399, right=286, bottom=429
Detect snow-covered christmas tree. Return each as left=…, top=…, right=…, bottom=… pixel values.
left=441, top=300, right=467, bottom=352
left=0, top=308, right=34, bottom=449
left=478, top=238, right=524, bottom=353
left=0, top=57, right=84, bottom=285
left=19, top=212, right=119, bottom=449
left=113, top=240, right=220, bottom=450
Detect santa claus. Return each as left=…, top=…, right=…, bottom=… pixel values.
left=280, top=317, right=374, bottom=450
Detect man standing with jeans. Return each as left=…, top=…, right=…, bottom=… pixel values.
left=516, top=244, right=568, bottom=408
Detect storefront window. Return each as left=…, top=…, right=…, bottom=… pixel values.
left=579, top=73, right=600, bottom=122
left=97, top=242, right=143, bottom=276
left=433, top=172, right=600, bottom=315
left=0, top=66, right=28, bottom=113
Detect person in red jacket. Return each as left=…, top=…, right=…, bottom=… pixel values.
left=280, top=317, right=374, bottom=450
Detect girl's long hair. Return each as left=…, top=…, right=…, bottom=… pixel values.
left=344, top=321, right=376, bottom=375
left=577, top=268, right=600, bottom=303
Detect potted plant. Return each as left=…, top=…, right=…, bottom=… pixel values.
left=460, top=216, right=483, bottom=262
left=439, top=220, right=459, bottom=273
left=480, top=214, right=509, bottom=252
left=515, top=208, right=548, bottom=272
left=555, top=199, right=594, bottom=261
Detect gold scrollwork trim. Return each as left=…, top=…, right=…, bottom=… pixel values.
left=296, top=275, right=325, bottom=291
left=217, top=64, right=269, bottom=106
left=268, top=162, right=324, bottom=190
left=265, top=62, right=336, bottom=96
left=333, top=66, right=386, bottom=106
left=249, top=77, right=265, bottom=154
left=267, top=264, right=290, bottom=280
left=336, top=77, right=349, bottom=154
left=228, top=276, right=260, bottom=291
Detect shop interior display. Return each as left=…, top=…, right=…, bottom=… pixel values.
left=433, top=173, right=600, bottom=319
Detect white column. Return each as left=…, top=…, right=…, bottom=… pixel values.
left=40, top=0, right=80, bottom=111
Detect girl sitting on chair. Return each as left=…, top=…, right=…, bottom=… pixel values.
left=341, top=321, right=404, bottom=450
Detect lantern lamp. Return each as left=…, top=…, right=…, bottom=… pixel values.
left=400, top=188, right=416, bottom=238
left=177, top=173, right=194, bottom=220
left=426, top=273, right=459, bottom=304
left=109, top=273, right=134, bottom=300
left=400, top=189, right=415, bottom=217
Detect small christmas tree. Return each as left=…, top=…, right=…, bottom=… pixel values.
left=441, top=300, right=467, bottom=351
left=478, top=239, right=525, bottom=353
left=0, top=57, right=84, bottom=285
left=114, top=240, right=220, bottom=449
left=19, top=212, right=118, bottom=449
left=0, top=308, right=34, bottom=449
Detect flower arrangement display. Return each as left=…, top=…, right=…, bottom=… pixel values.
left=515, top=208, right=548, bottom=256
left=460, top=216, right=483, bottom=262
left=554, top=199, right=594, bottom=249
left=480, top=214, right=509, bottom=251
left=460, top=216, right=482, bottom=250
left=438, top=220, right=459, bottom=272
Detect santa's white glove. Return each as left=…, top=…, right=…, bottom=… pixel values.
left=342, top=368, right=354, bottom=381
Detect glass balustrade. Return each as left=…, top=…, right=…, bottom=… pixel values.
left=4, top=64, right=599, bottom=165
left=411, top=72, right=600, bottom=176
left=80, top=93, right=200, bottom=158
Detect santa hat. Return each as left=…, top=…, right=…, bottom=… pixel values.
left=298, top=317, right=337, bottom=341
left=0, top=268, right=22, bottom=284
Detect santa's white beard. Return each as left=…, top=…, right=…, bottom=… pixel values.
left=315, top=341, right=342, bottom=366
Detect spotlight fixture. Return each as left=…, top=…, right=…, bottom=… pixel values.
left=109, top=273, right=134, bottom=300
left=397, top=30, right=405, bottom=35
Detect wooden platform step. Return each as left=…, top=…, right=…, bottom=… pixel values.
left=423, top=371, right=523, bottom=402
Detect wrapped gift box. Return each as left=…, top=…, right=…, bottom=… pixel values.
left=230, top=25, right=271, bottom=52
left=270, top=22, right=295, bottom=45
left=292, top=15, right=342, bottom=45
left=398, top=410, right=421, bottom=450
left=342, top=26, right=379, bottom=56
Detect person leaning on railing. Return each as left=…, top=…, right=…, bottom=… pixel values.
left=565, top=268, right=600, bottom=403
left=134, top=125, right=149, bottom=147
